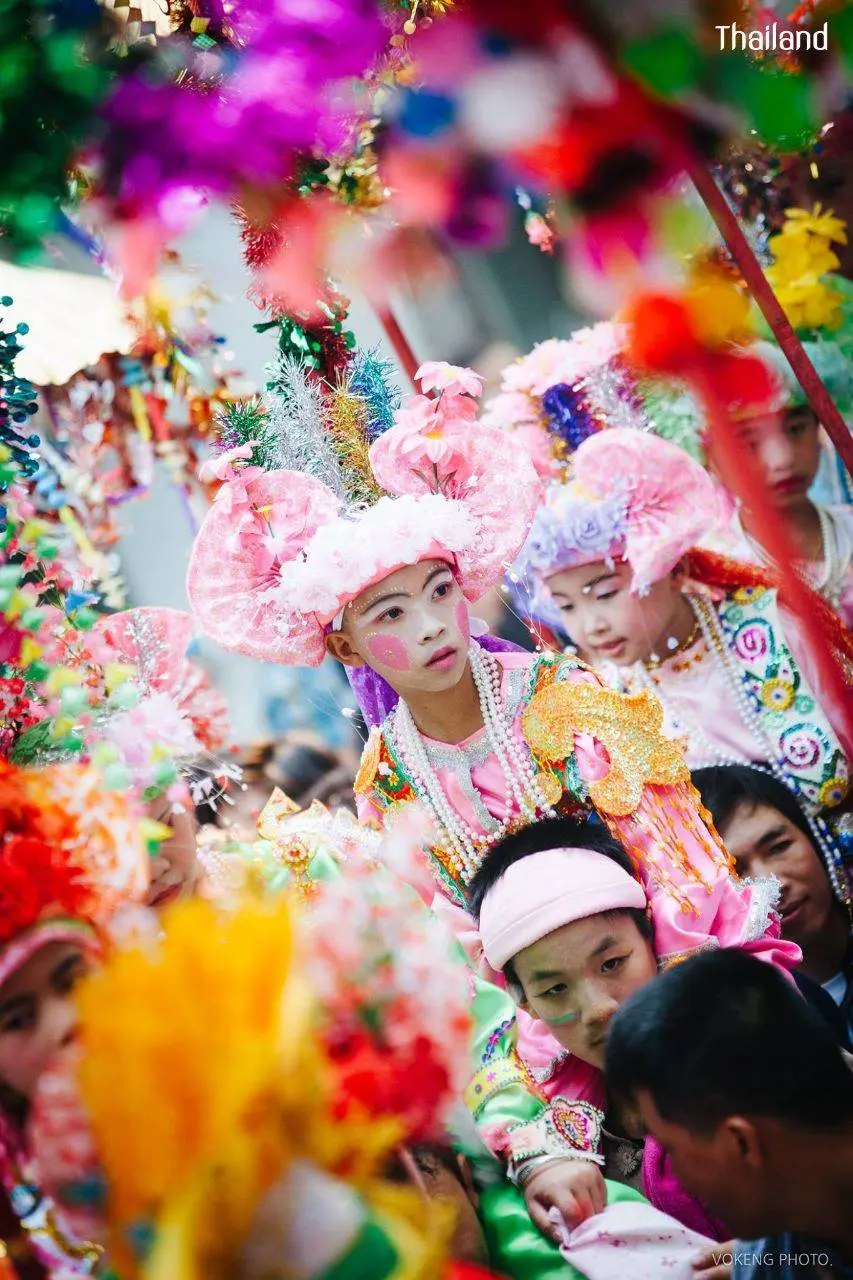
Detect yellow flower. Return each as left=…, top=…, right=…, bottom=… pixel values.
left=760, top=678, right=795, bottom=711
left=768, top=277, right=843, bottom=331
left=783, top=203, right=848, bottom=245
left=732, top=586, right=761, bottom=604
left=819, top=776, right=848, bottom=809
left=767, top=232, right=840, bottom=282
left=686, top=266, right=753, bottom=347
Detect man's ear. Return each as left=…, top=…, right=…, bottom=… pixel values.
left=325, top=631, right=367, bottom=668
left=722, top=1116, right=763, bottom=1169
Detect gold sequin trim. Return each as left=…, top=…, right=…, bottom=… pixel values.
left=522, top=681, right=688, bottom=816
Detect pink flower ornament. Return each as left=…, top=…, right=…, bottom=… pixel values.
left=371, top=362, right=486, bottom=498
left=415, top=361, right=484, bottom=398
left=198, top=443, right=258, bottom=485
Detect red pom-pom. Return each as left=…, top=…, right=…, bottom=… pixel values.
left=713, top=351, right=780, bottom=413
left=624, top=293, right=701, bottom=376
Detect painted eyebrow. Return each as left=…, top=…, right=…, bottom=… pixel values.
left=590, top=934, right=619, bottom=958
left=422, top=563, right=451, bottom=589
left=358, top=588, right=408, bottom=616
left=52, top=952, right=84, bottom=983
left=358, top=564, right=450, bottom=616
left=553, top=572, right=617, bottom=604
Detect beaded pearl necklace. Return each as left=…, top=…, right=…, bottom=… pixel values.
left=743, top=505, right=843, bottom=606
left=389, top=644, right=558, bottom=882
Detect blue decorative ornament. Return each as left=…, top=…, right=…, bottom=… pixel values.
left=397, top=88, right=457, bottom=139
left=541, top=382, right=597, bottom=452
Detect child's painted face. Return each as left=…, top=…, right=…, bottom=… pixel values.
left=719, top=800, right=838, bottom=951
left=146, top=798, right=200, bottom=910
left=0, top=943, right=90, bottom=1101
left=710, top=405, right=821, bottom=511
left=513, top=912, right=658, bottom=1066
left=325, top=559, right=472, bottom=698
left=544, top=560, right=684, bottom=667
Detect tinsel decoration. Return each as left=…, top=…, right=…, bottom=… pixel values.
left=348, top=348, right=402, bottom=440
left=541, top=383, right=597, bottom=454
left=636, top=377, right=707, bottom=463
left=255, top=301, right=356, bottom=382
left=263, top=354, right=348, bottom=498
left=214, top=397, right=269, bottom=461
left=0, top=298, right=40, bottom=507
left=540, top=358, right=645, bottom=458
left=327, top=387, right=382, bottom=505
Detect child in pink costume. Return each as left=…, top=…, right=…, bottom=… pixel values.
left=187, top=361, right=796, bottom=1237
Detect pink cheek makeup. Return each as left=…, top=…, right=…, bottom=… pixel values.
left=365, top=632, right=411, bottom=671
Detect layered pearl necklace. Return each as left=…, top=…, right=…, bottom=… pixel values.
left=389, top=644, right=558, bottom=882
left=742, top=504, right=848, bottom=609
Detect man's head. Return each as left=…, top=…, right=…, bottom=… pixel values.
left=469, top=816, right=656, bottom=1066
left=606, top=949, right=853, bottom=1239
left=692, top=765, right=846, bottom=957
left=324, top=558, right=472, bottom=698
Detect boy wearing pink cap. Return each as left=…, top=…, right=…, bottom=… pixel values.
left=468, top=814, right=796, bottom=1269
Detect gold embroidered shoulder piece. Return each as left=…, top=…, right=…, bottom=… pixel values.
left=521, top=681, right=687, bottom=816
left=354, top=725, right=382, bottom=796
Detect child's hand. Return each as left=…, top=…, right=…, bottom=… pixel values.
left=692, top=1242, right=735, bottom=1280
left=522, top=1159, right=606, bottom=1240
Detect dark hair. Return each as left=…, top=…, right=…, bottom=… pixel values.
left=469, top=815, right=652, bottom=997
left=606, top=948, right=853, bottom=1135
left=691, top=764, right=816, bottom=850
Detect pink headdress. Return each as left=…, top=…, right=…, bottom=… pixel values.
left=478, top=845, right=646, bottom=971
left=93, top=607, right=231, bottom=756
left=188, top=362, right=542, bottom=667
left=81, top=606, right=239, bottom=808
left=515, top=429, right=732, bottom=625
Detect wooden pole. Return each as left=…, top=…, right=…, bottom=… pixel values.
left=376, top=305, right=420, bottom=388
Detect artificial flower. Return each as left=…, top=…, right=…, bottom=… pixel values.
left=416, top=361, right=484, bottom=398
left=198, top=443, right=257, bottom=485
left=0, top=759, right=148, bottom=941
left=766, top=231, right=840, bottom=282
left=783, top=203, right=848, bottom=245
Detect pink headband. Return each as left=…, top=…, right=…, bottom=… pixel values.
left=479, top=847, right=647, bottom=971
left=0, top=918, right=100, bottom=991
